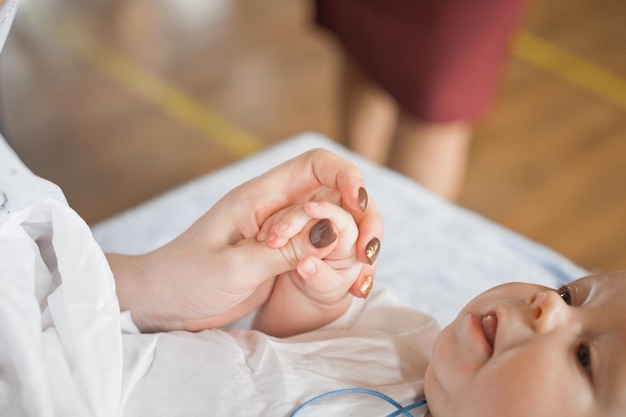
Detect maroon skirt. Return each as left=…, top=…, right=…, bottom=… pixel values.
left=315, top=0, right=529, bottom=122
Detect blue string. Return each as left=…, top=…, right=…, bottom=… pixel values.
left=289, top=388, right=427, bottom=417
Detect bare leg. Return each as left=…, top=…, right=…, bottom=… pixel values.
left=388, top=111, right=472, bottom=201
left=339, top=58, right=397, bottom=165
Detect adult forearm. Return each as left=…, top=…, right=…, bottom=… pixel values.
left=107, top=242, right=276, bottom=333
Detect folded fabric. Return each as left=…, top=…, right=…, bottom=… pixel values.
left=0, top=198, right=123, bottom=417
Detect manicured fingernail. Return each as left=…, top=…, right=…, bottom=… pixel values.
left=358, top=187, right=368, bottom=212
left=309, top=219, right=337, bottom=248
left=365, top=237, right=380, bottom=265
left=359, top=275, right=374, bottom=298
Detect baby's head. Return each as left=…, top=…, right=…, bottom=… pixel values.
left=424, top=270, right=626, bottom=417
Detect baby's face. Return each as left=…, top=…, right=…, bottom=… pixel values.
left=424, top=270, right=626, bottom=417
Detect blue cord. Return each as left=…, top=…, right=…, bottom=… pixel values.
left=289, top=388, right=427, bottom=417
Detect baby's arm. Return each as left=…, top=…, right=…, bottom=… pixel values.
left=252, top=201, right=373, bottom=337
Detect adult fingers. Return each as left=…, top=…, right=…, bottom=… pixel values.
left=249, top=148, right=368, bottom=221
left=298, top=257, right=375, bottom=301
left=354, top=196, right=383, bottom=266
left=348, top=266, right=376, bottom=299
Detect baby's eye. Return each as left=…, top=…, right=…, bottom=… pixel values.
left=557, top=286, right=572, bottom=305
left=576, top=343, right=592, bottom=376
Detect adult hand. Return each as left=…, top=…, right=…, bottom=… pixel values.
left=108, top=148, right=383, bottom=332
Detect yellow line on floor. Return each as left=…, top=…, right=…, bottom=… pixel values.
left=34, top=11, right=263, bottom=157
left=513, top=30, right=626, bottom=111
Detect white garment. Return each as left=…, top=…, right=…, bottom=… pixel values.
left=0, top=0, right=18, bottom=53
left=0, top=198, right=124, bottom=417
left=121, top=287, right=438, bottom=417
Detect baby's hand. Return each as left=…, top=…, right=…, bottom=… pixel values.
left=258, top=201, right=375, bottom=302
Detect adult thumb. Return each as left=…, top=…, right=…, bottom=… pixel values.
left=235, top=219, right=338, bottom=279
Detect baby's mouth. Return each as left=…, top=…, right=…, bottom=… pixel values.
left=480, top=312, right=498, bottom=351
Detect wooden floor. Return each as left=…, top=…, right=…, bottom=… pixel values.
left=1, top=0, right=625, bottom=272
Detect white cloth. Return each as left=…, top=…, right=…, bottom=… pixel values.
left=121, top=288, right=437, bottom=416
left=0, top=197, right=124, bottom=417
left=0, top=0, right=18, bottom=54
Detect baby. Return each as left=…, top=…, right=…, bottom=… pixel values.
left=252, top=200, right=626, bottom=417
left=425, top=271, right=626, bottom=417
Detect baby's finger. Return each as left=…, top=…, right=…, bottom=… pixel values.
left=257, top=211, right=280, bottom=242
left=264, top=205, right=314, bottom=249
left=297, top=256, right=359, bottom=304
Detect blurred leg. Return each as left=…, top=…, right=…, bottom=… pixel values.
left=388, top=111, right=472, bottom=201
left=340, top=58, right=397, bottom=165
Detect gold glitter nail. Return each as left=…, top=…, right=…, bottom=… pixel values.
left=360, top=275, right=374, bottom=298
left=365, top=237, right=380, bottom=265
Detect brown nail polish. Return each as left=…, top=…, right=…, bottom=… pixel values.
left=365, top=237, right=380, bottom=265
left=360, top=275, right=374, bottom=298
left=358, top=187, right=368, bottom=212
left=309, top=219, right=337, bottom=248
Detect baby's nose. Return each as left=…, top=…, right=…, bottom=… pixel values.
left=529, top=290, right=571, bottom=333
